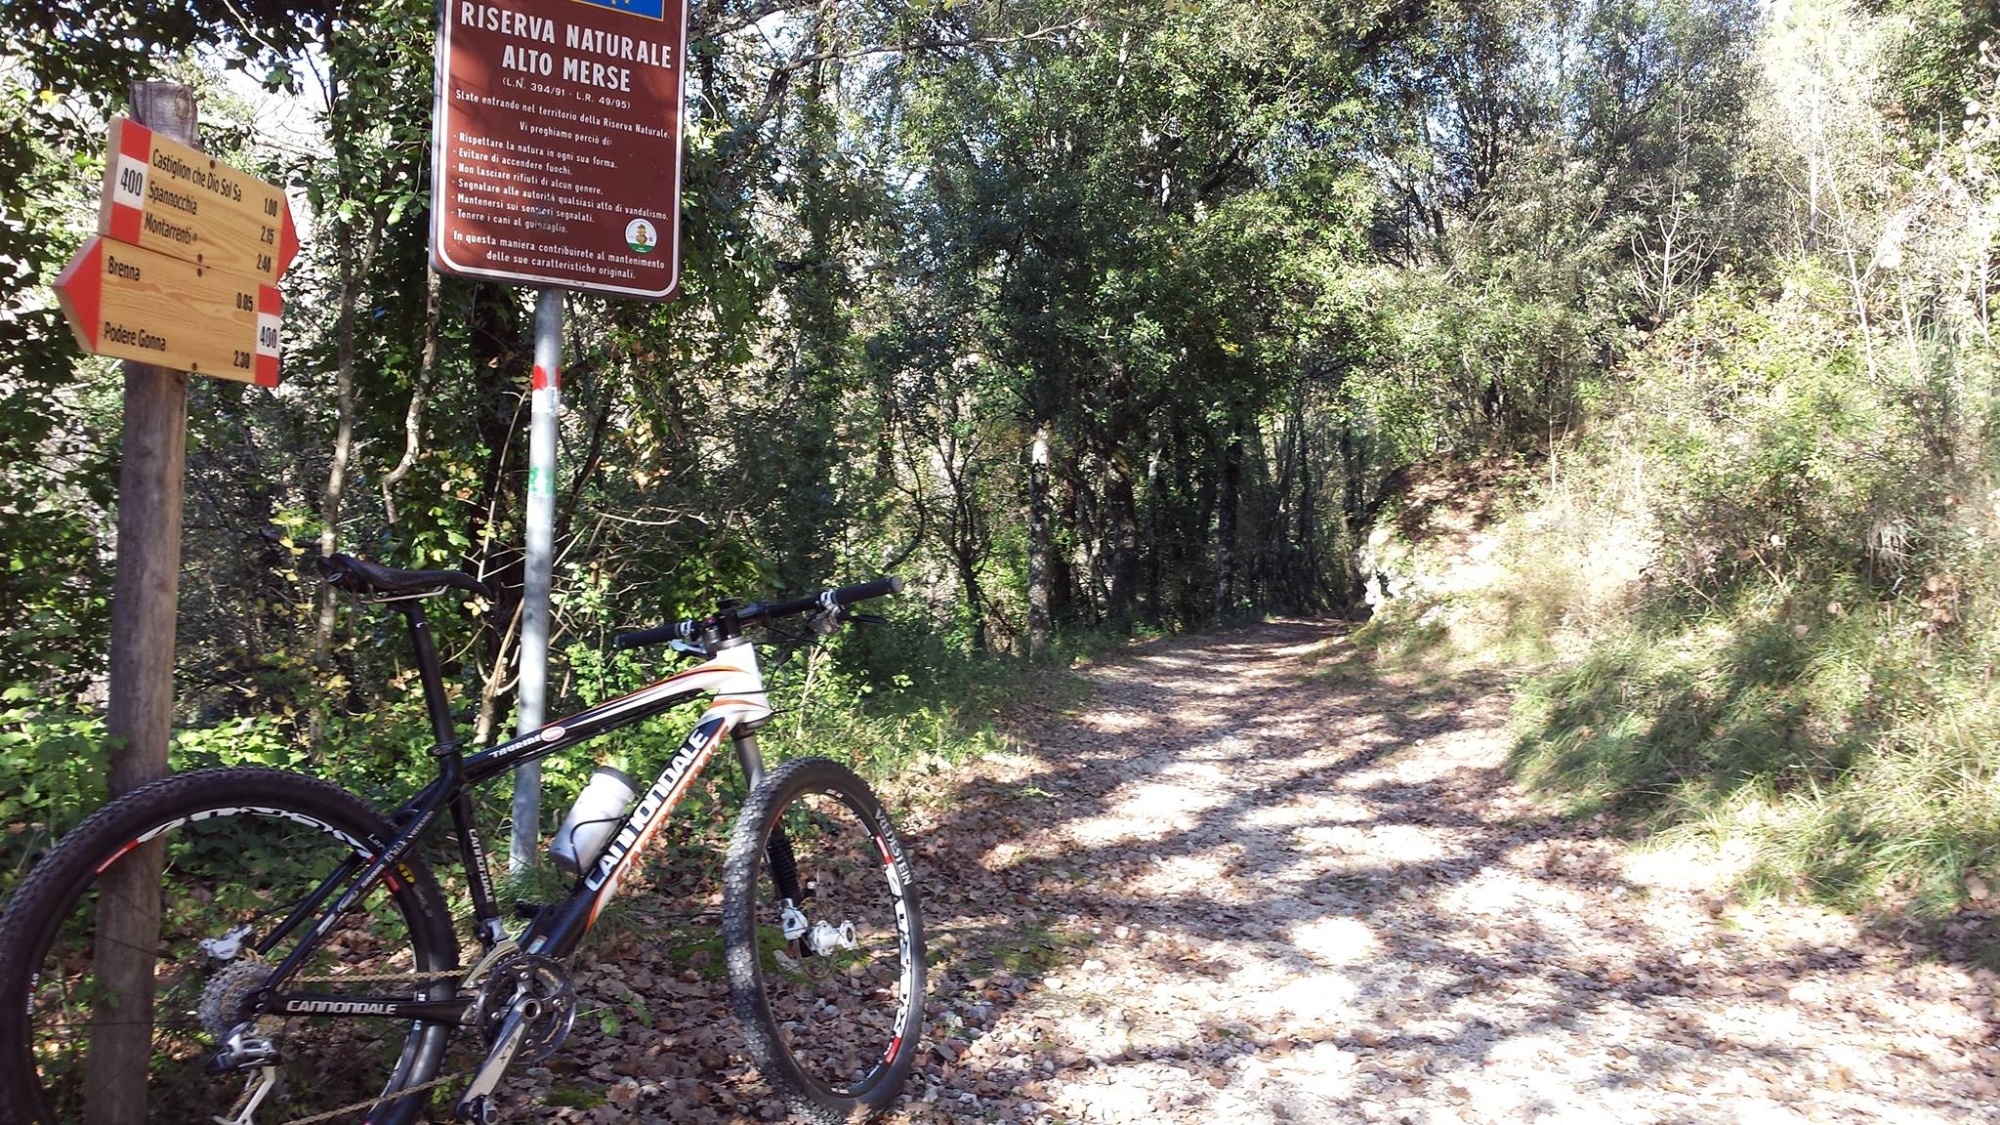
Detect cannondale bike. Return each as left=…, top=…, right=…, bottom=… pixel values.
left=0, top=554, right=925, bottom=1124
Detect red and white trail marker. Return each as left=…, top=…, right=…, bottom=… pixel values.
left=57, top=117, right=296, bottom=385
left=56, top=236, right=282, bottom=387
left=98, top=116, right=300, bottom=284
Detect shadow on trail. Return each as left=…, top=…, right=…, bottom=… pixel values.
left=886, top=620, right=2000, bottom=1125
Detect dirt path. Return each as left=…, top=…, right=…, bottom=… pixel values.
left=884, top=621, right=2000, bottom=1125
left=546, top=621, right=2000, bottom=1123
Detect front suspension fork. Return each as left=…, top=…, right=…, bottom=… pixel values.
left=734, top=731, right=808, bottom=910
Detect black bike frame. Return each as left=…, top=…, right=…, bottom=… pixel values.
left=251, top=597, right=778, bottom=1023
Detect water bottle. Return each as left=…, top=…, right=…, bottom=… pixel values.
left=549, top=765, right=637, bottom=875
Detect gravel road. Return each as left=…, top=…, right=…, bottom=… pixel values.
left=540, top=620, right=2000, bottom=1124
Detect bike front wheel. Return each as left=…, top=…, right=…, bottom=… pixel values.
left=0, top=768, right=461, bottom=1125
left=723, top=757, right=926, bottom=1123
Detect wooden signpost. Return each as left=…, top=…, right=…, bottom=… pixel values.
left=99, top=116, right=301, bottom=284
left=55, top=237, right=283, bottom=386
left=55, top=116, right=296, bottom=385
left=54, top=101, right=301, bottom=1119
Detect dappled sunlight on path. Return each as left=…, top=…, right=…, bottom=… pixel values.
left=527, top=621, right=2000, bottom=1123
left=885, top=621, right=2000, bottom=1125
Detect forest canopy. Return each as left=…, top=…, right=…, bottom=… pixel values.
left=5, top=0, right=1999, bottom=908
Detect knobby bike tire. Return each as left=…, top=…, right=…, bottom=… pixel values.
left=0, top=768, right=461, bottom=1125
left=723, top=757, right=927, bottom=1124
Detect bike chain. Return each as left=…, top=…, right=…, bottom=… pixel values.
left=223, top=968, right=477, bottom=1125
left=247, top=1066, right=477, bottom=1125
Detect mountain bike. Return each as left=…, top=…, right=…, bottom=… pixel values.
left=0, top=553, right=926, bottom=1125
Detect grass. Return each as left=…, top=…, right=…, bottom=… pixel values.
left=1504, top=577, right=2000, bottom=928
left=541, top=1084, right=607, bottom=1109
left=1358, top=436, right=2000, bottom=957
left=658, top=925, right=728, bottom=980
left=1551, top=593, right=1996, bottom=925
left=757, top=618, right=1106, bottom=794
left=982, top=923, right=1093, bottom=978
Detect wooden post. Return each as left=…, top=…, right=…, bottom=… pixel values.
left=88, top=79, right=196, bottom=1125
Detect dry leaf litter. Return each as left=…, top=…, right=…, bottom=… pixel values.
left=494, top=621, right=2000, bottom=1123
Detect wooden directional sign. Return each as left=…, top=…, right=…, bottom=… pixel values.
left=98, top=116, right=300, bottom=284
left=55, top=237, right=282, bottom=386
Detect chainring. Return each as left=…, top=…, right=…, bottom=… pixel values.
left=476, top=952, right=576, bottom=1062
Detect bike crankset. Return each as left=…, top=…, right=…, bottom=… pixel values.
left=475, top=952, right=576, bottom=1063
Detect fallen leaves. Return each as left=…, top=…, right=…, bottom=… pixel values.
left=494, top=623, right=2000, bottom=1125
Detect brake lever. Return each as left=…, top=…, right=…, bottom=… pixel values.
left=805, top=608, right=887, bottom=636
left=668, top=639, right=707, bottom=659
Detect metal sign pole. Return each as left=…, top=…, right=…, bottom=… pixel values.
left=430, top=0, right=686, bottom=870
left=512, top=288, right=562, bottom=872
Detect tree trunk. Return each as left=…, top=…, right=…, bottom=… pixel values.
left=466, top=285, right=530, bottom=745
left=382, top=269, right=441, bottom=526
left=1104, top=462, right=1139, bottom=627
left=1027, top=425, right=1052, bottom=661
left=1213, top=419, right=1243, bottom=619
left=1143, top=435, right=1164, bottom=625
left=1340, top=422, right=1365, bottom=532
left=1297, top=407, right=1322, bottom=611
left=312, top=28, right=389, bottom=661
left=945, top=443, right=988, bottom=650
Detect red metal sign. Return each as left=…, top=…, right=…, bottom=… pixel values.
left=430, top=0, right=687, bottom=300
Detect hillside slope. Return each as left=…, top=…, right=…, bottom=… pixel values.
left=1358, top=446, right=2000, bottom=945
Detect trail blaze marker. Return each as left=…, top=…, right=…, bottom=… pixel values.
left=98, top=117, right=300, bottom=284
left=430, top=0, right=689, bottom=871
left=55, top=118, right=294, bottom=385
left=55, top=237, right=282, bottom=386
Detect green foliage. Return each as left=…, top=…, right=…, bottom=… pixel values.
left=1348, top=0, right=1766, bottom=455
left=1628, top=268, right=1951, bottom=595
left=755, top=622, right=1022, bottom=784
left=1512, top=583, right=2000, bottom=920
left=0, top=77, right=118, bottom=699
left=1466, top=0, right=2000, bottom=932
left=1876, top=0, right=2000, bottom=139
left=0, top=696, right=106, bottom=886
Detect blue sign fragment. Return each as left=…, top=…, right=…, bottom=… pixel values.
left=572, top=0, right=665, bottom=20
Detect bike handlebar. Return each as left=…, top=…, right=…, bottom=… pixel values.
left=612, top=576, right=904, bottom=651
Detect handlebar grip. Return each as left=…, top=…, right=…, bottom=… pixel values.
left=612, top=621, right=689, bottom=651
left=756, top=575, right=904, bottom=622
left=834, top=575, right=903, bottom=605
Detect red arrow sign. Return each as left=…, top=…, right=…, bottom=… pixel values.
left=97, top=117, right=300, bottom=283
left=57, top=236, right=282, bottom=386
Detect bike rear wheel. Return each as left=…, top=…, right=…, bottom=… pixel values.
left=723, top=757, right=926, bottom=1123
left=0, top=768, right=460, bottom=1125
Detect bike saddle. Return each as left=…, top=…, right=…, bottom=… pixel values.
left=318, top=552, right=494, bottom=599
